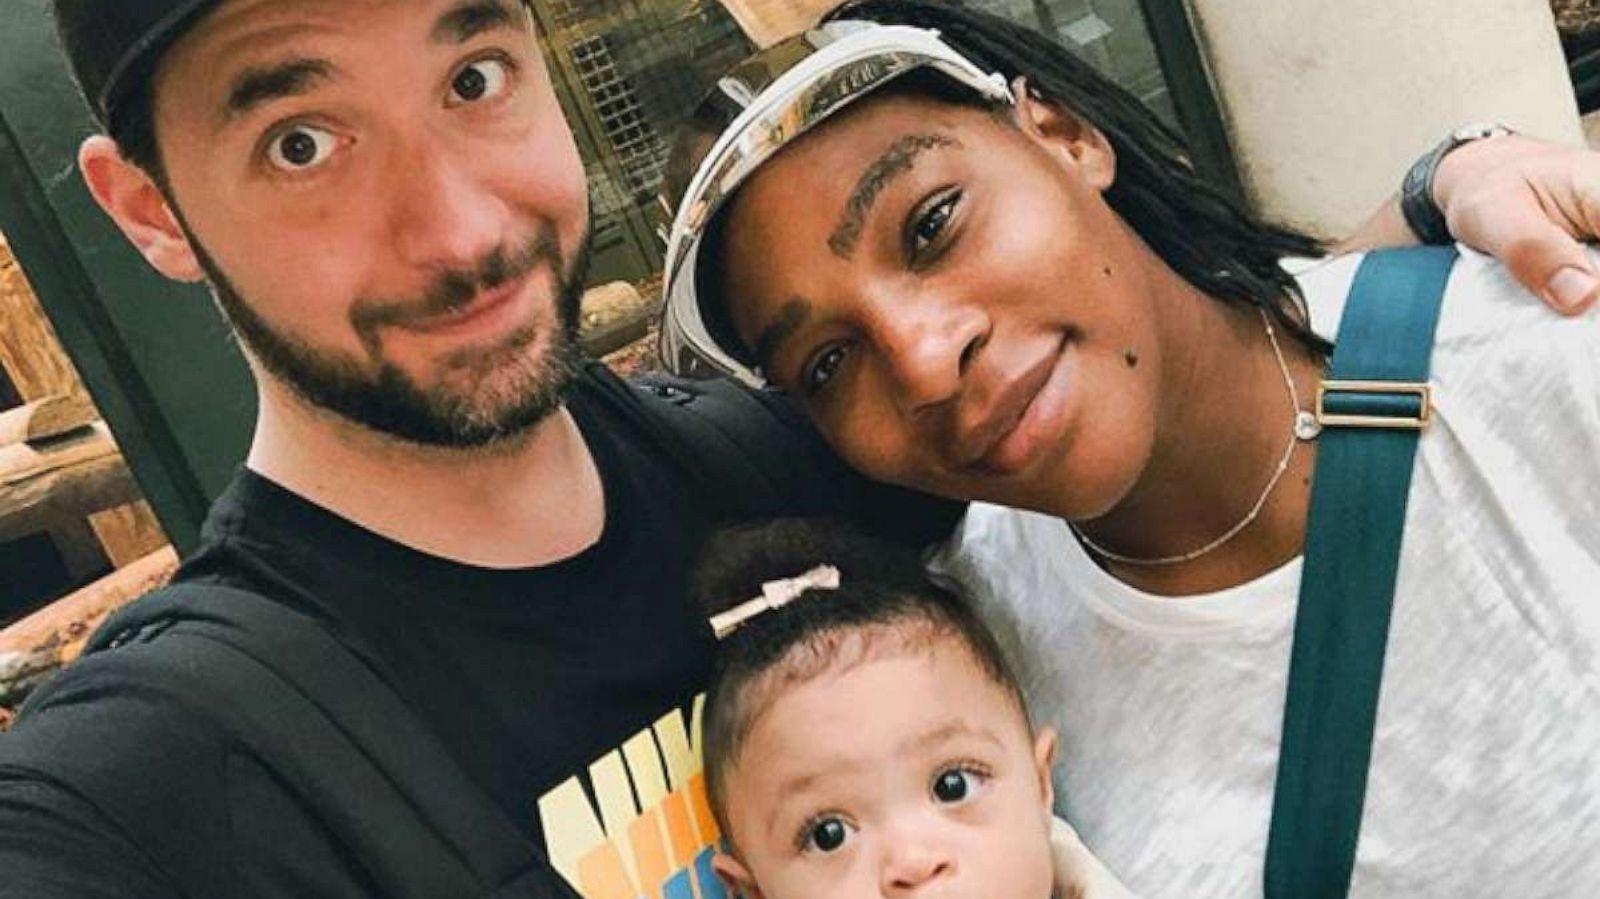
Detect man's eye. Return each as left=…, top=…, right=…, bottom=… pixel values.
left=910, top=190, right=961, bottom=260
left=802, top=345, right=849, bottom=394
left=266, top=125, right=337, bottom=172
left=800, top=816, right=855, bottom=854
left=448, top=57, right=513, bottom=106
left=931, top=766, right=986, bottom=805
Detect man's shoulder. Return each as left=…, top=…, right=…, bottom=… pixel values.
left=0, top=630, right=240, bottom=894
left=0, top=601, right=389, bottom=897
left=2, top=622, right=237, bottom=791
left=597, top=364, right=965, bottom=542
left=584, top=361, right=809, bottom=442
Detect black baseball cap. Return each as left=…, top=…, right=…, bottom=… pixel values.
left=52, top=0, right=219, bottom=131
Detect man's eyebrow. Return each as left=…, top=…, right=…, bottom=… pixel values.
left=432, top=0, right=519, bottom=44
left=827, top=132, right=958, bottom=259
left=752, top=299, right=811, bottom=374
left=223, top=58, right=334, bottom=123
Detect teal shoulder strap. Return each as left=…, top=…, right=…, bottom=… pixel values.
left=1264, top=246, right=1457, bottom=898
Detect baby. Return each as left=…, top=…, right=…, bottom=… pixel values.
left=691, top=519, right=1131, bottom=899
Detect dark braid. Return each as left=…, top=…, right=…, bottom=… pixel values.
left=824, top=0, right=1332, bottom=353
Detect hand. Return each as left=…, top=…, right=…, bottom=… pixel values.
left=1050, top=816, right=1141, bottom=899
left=1433, top=134, right=1600, bottom=315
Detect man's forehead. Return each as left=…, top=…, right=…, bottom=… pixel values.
left=164, top=0, right=524, bottom=82
left=154, top=0, right=528, bottom=120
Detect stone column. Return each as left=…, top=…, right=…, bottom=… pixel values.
left=1185, top=0, right=1583, bottom=234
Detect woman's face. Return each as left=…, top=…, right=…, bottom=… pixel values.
left=719, top=88, right=1166, bottom=518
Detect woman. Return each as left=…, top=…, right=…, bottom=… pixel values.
left=659, top=3, right=1600, bottom=896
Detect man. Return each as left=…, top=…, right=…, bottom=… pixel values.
left=0, top=1, right=1595, bottom=896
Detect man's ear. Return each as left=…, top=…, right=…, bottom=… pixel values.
left=1009, top=76, right=1116, bottom=192
left=712, top=849, right=766, bottom=899
left=78, top=135, right=204, bottom=283
left=1033, top=725, right=1059, bottom=813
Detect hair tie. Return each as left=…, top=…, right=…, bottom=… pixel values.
left=710, top=565, right=841, bottom=639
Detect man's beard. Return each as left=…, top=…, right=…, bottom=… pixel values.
left=192, top=225, right=592, bottom=448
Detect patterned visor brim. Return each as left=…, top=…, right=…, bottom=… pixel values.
left=659, top=21, right=1014, bottom=386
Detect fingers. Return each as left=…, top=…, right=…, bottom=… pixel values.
left=1050, top=817, right=1141, bottom=899
left=1502, top=222, right=1599, bottom=315
left=1449, top=190, right=1600, bottom=316
left=1435, top=136, right=1600, bottom=315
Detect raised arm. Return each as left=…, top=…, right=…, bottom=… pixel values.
left=1340, top=132, right=1600, bottom=315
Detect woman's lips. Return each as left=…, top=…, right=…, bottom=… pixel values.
left=966, top=337, right=1075, bottom=476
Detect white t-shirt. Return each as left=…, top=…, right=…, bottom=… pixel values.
left=934, top=249, right=1600, bottom=898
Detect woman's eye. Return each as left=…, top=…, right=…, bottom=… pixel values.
left=266, top=125, right=337, bottom=172
left=932, top=767, right=983, bottom=804
left=803, top=345, right=849, bottom=394
left=448, top=57, right=513, bottom=106
left=910, top=191, right=961, bottom=259
left=801, top=816, right=855, bottom=854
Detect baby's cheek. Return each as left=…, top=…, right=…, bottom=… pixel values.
left=759, top=858, right=846, bottom=899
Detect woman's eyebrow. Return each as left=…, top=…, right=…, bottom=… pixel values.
left=828, top=132, right=958, bottom=259
left=754, top=298, right=810, bottom=372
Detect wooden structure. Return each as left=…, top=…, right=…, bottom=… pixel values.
left=1, top=234, right=168, bottom=611
left=715, top=0, right=835, bottom=47
left=0, top=546, right=178, bottom=713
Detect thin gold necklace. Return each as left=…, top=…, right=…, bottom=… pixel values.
left=1074, top=309, right=1318, bottom=567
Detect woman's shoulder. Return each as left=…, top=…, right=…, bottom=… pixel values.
left=933, top=503, right=1077, bottom=607
left=1291, top=246, right=1600, bottom=348
left=942, top=502, right=1068, bottom=565
left=1295, top=247, right=1600, bottom=501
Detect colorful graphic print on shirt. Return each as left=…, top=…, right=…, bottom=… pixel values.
left=539, top=694, right=726, bottom=899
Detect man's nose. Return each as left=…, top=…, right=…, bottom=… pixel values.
left=868, top=291, right=988, bottom=417
left=878, top=826, right=957, bottom=896
left=387, top=138, right=512, bottom=272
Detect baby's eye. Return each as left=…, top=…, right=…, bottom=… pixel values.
left=448, top=56, right=513, bottom=106
left=266, top=124, right=337, bottom=173
left=801, top=816, right=854, bottom=854
left=931, top=766, right=985, bottom=805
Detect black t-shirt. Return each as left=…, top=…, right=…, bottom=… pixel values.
left=0, top=365, right=957, bottom=898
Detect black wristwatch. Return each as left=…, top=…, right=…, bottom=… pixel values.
left=1399, top=123, right=1515, bottom=245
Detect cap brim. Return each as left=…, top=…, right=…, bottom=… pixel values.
left=660, top=23, right=1012, bottom=386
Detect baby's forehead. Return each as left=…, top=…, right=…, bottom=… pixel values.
left=736, top=621, right=1029, bottom=742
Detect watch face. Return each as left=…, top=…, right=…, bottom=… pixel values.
left=1450, top=123, right=1511, bottom=144
left=1403, top=158, right=1431, bottom=193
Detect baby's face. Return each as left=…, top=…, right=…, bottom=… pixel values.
left=717, top=632, right=1056, bottom=899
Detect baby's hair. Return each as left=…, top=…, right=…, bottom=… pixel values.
left=691, top=518, right=1028, bottom=846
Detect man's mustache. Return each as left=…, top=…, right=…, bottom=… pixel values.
left=349, top=227, right=563, bottom=349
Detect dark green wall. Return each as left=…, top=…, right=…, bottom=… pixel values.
left=0, top=0, right=255, bottom=551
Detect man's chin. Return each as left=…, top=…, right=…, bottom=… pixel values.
left=359, top=347, right=581, bottom=448
left=199, top=214, right=594, bottom=450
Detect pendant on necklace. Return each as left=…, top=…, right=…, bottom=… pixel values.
left=1294, top=410, right=1322, bottom=441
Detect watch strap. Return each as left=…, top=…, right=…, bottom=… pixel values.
left=1399, top=124, right=1513, bottom=246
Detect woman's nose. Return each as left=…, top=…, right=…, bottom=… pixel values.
left=869, top=293, right=988, bottom=417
